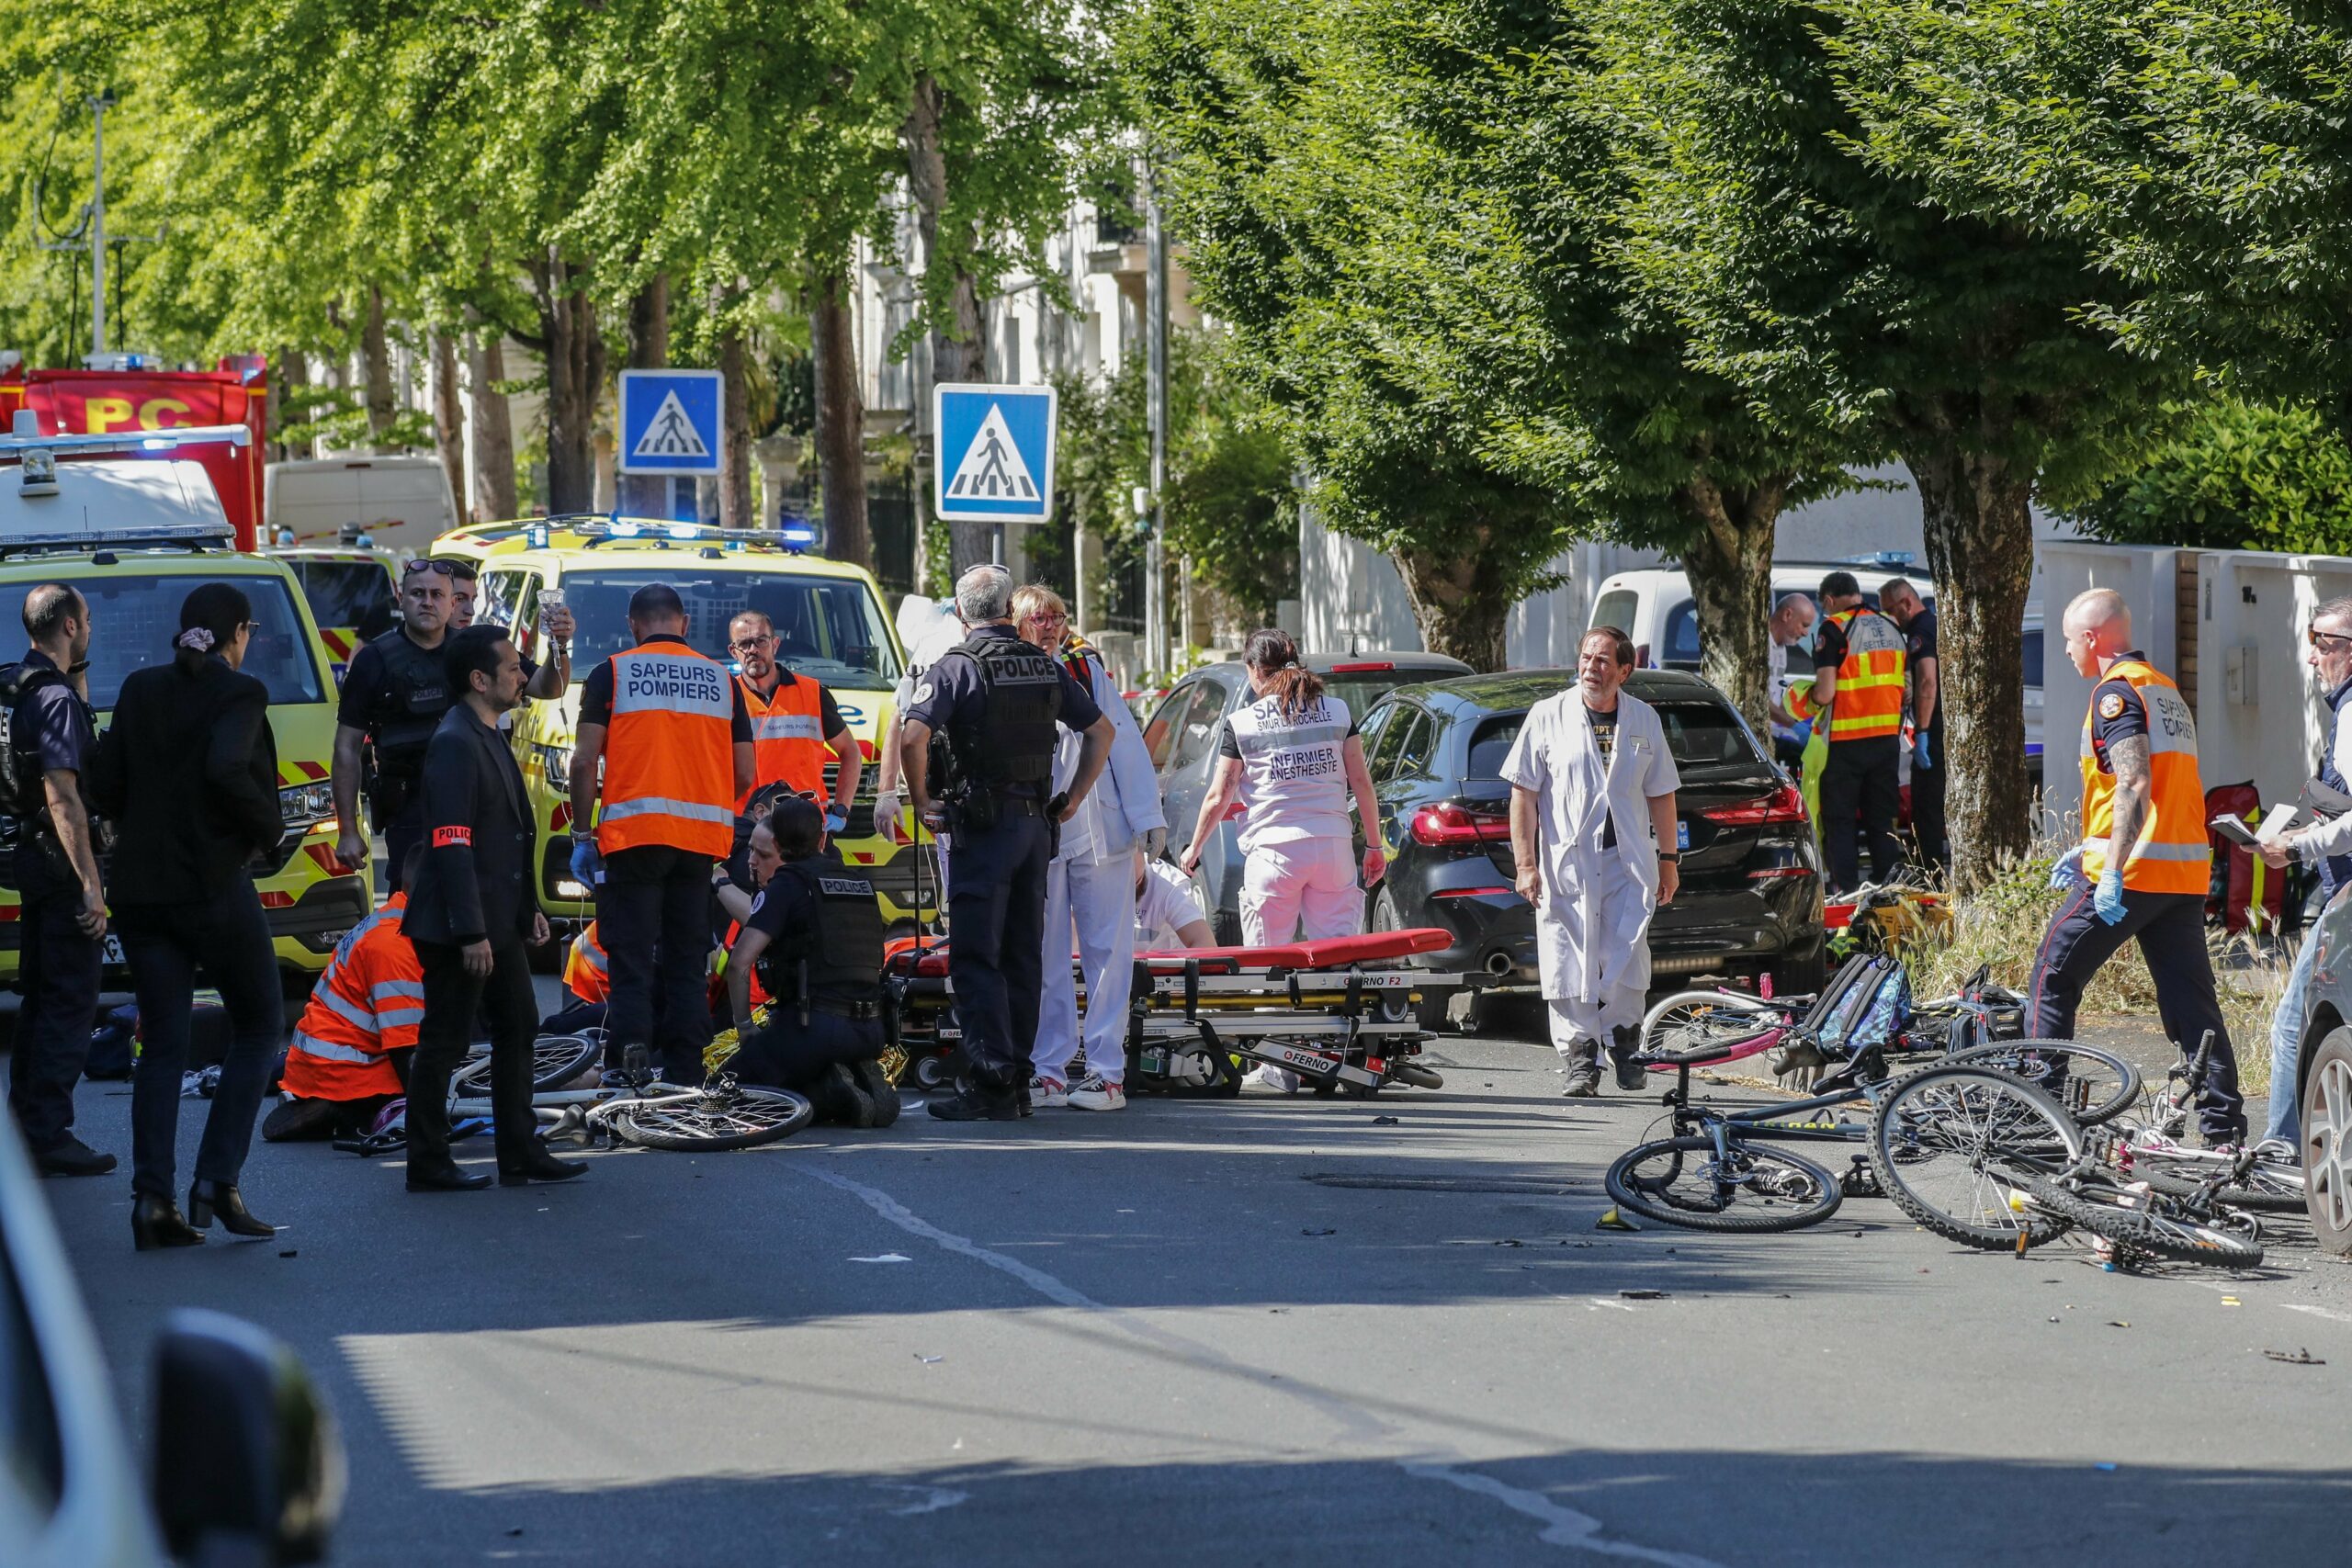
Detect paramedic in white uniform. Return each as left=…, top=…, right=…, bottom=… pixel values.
left=1502, top=626, right=1680, bottom=1097
left=1135, top=852, right=1213, bottom=950
left=1181, top=629, right=1384, bottom=1090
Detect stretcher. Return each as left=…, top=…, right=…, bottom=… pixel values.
left=882, top=928, right=1463, bottom=1098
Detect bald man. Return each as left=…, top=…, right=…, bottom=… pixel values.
left=1768, top=593, right=1818, bottom=771
left=2030, top=589, right=2244, bottom=1145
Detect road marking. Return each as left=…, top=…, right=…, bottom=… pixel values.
left=874, top=1481, right=968, bottom=1517
left=802, top=1162, right=1733, bottom=1564
left=2281, top=1303, right=2352, bottom=1326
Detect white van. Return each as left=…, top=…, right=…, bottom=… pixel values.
left=263, top=455, right=458, bottom=554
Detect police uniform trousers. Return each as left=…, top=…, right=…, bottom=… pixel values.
left=8, top=882, right=102, bottom=1156
left=2027, top=884, right=2245, bottom=1143
left=381, top=801, right=426, bottom=896
left=598, top=844, right=716, bottom=1085
left=733, top=1010, right=885, bottom=1091
left=1818, top=736, right=1903, bottom=894
left=946, top=806, right=1052, bottom=1090
left=1908, top=740, right=1948, bottom=874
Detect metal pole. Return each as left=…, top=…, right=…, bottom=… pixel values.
left=1145, top=167, right=1169, bottom=675
left=89, top=95, right=109, bottom=360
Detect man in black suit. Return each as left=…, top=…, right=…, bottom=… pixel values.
left=401, top=626, right=586, bottom=1191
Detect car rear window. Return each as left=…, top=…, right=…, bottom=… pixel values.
left=1322, top=671, right=1432, bottom=720
left=1466, top=716, right=1521, bottom=778
left=1468, top=700, right=1766, bottom=781
left=3, top=573, right=326, bottom=709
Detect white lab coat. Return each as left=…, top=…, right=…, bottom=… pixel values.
left=1498, top=689, right=1680, bottom=1008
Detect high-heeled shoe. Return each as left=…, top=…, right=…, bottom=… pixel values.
left=187, top=1179, right=277, bottom=1238
left=132, top=1194, right=206, bottom=1251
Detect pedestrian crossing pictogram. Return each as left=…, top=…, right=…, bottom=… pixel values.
left=945, top=403, right=1038, bottom=502
left=632, top=390, right=710, bottom=461
left=933, top=382, right=1057, bottom=523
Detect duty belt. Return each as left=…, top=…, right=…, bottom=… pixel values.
left=804, top=997, right=883, bottom=1021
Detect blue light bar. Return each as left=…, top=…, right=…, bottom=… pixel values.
left=0, top=420, right=252, bottom=458
left=777, top=520, right=819, bottom=552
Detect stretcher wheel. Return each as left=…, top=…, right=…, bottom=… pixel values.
left=911, top=1052, right=958, bottom=1090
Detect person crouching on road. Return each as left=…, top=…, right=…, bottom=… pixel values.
left=1501, top=627, right=1681, bottom=1098
left=2030, top=589, right=2245, bottom=1145
left=1135, top=849, right=1215, bottom=952
left=722, top=795, right=899, bottom=1127
left=265, top=843, right=429, bottom=1142
left=401, top=626, right=587, bottom=1191
left=1015, top=584, right=1167, bottom=1114
left=1180, top=628, right=1385, bottom=1093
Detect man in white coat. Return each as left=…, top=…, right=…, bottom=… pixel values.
left=1017, top=588, right=1168, bottom=1112
left=1501, top=626, right=1681, bottom=1096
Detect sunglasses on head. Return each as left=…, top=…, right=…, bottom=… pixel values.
left=401, top=558, right=475, bottom=581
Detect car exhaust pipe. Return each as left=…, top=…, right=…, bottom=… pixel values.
left=1484, top=950, right=1516, bottom=977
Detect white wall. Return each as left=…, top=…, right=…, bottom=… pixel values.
left=2189, top=552, right=2352, bottom=811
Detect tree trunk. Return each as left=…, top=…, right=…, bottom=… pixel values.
left=618, top=275, right=670, bottom=518
left=466, top=326, right=517, bottom=523
left=429, top=333, right=466, bottom=521
left=812, top=264, right=872, bottom=569
left=902, top=72, right=995, bottom=577
left=1673, top=472, right=1788, bottom=741
left=361, top=284, right=397, bottom=450
left=716, top=319, right=753, bottom=530
left=1391, top=539, right=1513, bottom=671
left=1906, top=433, right=2035, bottom=893
left=271, top=346, right=311, bottom=464
left=530, top=249, right=606, bottom=515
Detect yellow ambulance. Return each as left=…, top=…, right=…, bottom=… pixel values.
left=427, top=518, right=922, bottom=931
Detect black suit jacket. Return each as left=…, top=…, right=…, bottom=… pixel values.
left=89, top=658, right=280, bottom=907
left=401, top=703, right=537, bottom=946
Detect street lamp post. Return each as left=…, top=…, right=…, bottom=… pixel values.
left=1145, top=166, right=1170, bottom=677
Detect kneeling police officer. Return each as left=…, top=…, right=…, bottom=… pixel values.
left=899, top=565, right=1114, bottom=1122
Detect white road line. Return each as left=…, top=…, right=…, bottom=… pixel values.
left=2280, top=1303, right=2352, bottom=1326
left=801, top=1161, right=1736, bottom=1565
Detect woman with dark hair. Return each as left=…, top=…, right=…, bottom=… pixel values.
left=90, top=582, right=288, bottom=1249
left=1178, top=628, right=1385, bottom=1090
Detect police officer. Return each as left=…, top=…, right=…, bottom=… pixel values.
left=569, top=583, right=753, bottom=1087
left=729, top=610, right=861, bottom=826
left=1793, top=570, right=1907, bottom=894
left=899, top=566, right=1114, bottom=1122
left=723, top=795, right=898, bottom=1127
left=333, top=558, right=571, bottom=891
left=2030, top=589, right=2244, bottom=1145
left=1881, top=577, right=1946, bottom=874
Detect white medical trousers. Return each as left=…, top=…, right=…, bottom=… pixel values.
left=1034, top=842, right=1139, bottom=1086
left=1239, top=837, right=1363, bottom=1090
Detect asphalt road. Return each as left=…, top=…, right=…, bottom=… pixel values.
left=42, top=997, right=2352, bottom=1567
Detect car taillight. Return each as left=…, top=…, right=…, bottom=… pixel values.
left=1702, top=784, right=1808, bottom=827
left=1410, top=802, right=1512, bottom=847
left=1329, top=661, right=1396, bottom=673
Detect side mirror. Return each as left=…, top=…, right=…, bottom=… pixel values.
left=151, top=1308, right=344, bottom=1566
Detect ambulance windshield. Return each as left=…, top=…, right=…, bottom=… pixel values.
left=1, top=574, right=326, bottom=709
left=561, top=570, right=902, bottom=689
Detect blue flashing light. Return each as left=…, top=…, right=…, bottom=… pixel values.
left=777, top=520, right=819, bottom=552
left=666, top=522, right=701, bottom=541
left=610, top=520, right=644, bottom=538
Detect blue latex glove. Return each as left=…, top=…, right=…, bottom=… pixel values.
left=2094, top=865, right=2127, bottom=926
left=1792, top=720, right=1812, bottom=747
left=569, top=838, right=603, bottom=888
left=824, top=807, right=850, bottom=835
left=2048, top=846, right=2086, bottom=889
left=1913, top=731, right=1932, bottom=771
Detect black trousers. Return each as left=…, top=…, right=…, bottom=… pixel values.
left=599, top=843, right=715, bottom=1083
left=119, top=886, right=284, bottom=1201
left=946, top=811, right=1051, bottom=1090
left=2028, top=885, right=2245, bottom=1142
left=381, top=801, right=425, bottom=895
left=8, top=883, right=102, bottom=1154
left=1909, top=741, right=1949, bottom=875
left=734, top=1011, right=884, bottom=1090
left=1820, top=737, right=1904, bottom=894
left=409, top=931, right=537, bottom=1169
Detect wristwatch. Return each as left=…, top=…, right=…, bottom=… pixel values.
left=1658, top=851, right=1681, bottom=863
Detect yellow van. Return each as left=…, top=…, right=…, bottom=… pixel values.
left=0, top=455, right=371, bottom=986
left=428, top=518, right=923, bottom=930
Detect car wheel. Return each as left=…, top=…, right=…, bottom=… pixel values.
left=1761, top=943, right=1826, bottom=1001
left=1371, top=886, right=1454, bottom=1033
left=2301, top=1027, right=2352, bottom=1257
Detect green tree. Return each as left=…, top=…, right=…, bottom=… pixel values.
left=2075, top=396, right=2352, bottom=555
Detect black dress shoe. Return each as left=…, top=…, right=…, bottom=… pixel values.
left=407, top=1161, right=493, bottom=1192
left=498, top=1150, right=589, bottom=1186
left=131, top=1194, right=206, bottom=1251
left=187, top=1179, right=277, bottom=1237
left=927, top=1083, right=1023, bottom=1122
left=34, top=1136, right=118, bottom=1178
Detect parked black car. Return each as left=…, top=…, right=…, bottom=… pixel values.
left=1358, top=670, right=1826, bottom=1020
left=1144, top=650, right=1475, bottom=942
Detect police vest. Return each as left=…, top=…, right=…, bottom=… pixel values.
left=1226, top=693, right=1353, bottom=854
left=596, top=641, right=737, bottom=858
left=944, top=634, right=1061, bottom=790
left=2079, top=659, right=2210, bottom=896
left=564, top=921, right=610, bottom=1005
left=364, top=627, right=453, bottom=785
left=739, top=672, right=831, bottom=811
left=755, top=857, right=885, bottom=1002
left=282, top=895, right=422, bottom=1101
left=1811, top=608, right=1906, bottom=742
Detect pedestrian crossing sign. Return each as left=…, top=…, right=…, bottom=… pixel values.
left=619, top=369, right=723, bottom=477
left=933, top=383, right=1056, bottom=524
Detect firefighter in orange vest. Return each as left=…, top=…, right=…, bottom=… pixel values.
left=569, top=584, right=753, bottom=1087
left=728, top=610, right=861, bottom=829
left=1792, top=570, right=1907, bottom=894
left=2029, top=588, right=2244, bottom=1143
left=263, top=845, right=427, bottom=1140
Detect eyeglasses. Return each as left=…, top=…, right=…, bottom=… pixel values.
left=729, top=635, right=775, bottom=652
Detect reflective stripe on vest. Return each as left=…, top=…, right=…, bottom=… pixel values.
left=2079, top=659, right=2211, bottom=895
left=597, top=642, right=738, bottom=857
left=291, top=1029, right=377, bottom=1066
left=281, top=1028, right=402, bottom=1101
left=1226, top=694, right=1353, bottom=853
left=739, top=673, right=831, bottom=810
left=1824, top=608, right=1906, bottom=741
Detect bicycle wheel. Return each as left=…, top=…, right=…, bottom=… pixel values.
left=1639, top=991, right=1784, bottom=1060
left=605, top=1083, right=814, bottom=1151
left=452, top=1035, right=605, bottom=1099
left=2129, top=1154, right=2307, bottom=1213
left=1604, top=1135, right=1843, bottom=1233
left=2015, top=1172, right=2266, bottom=1267
left=1945, top=1039, right=2140, bottom=1126
left=1867, top=1066, right=2081, bottom=1249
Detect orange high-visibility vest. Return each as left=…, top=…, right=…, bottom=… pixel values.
left=282, top=895, right=421, bottom=1101
left=2080, top=657, right=2211, bottom=896
left=1790, top=606, right=1905, bottom=741
left=595, top=639, right=737, bottom=857
left=564, top=921, right=610, bottom=1005
left=738, top=672, right=831, bottom=812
